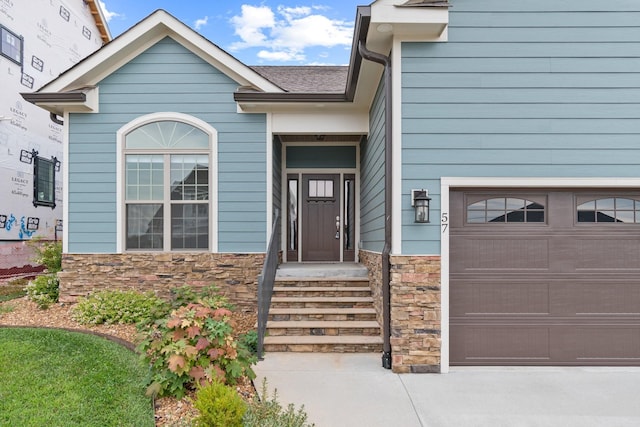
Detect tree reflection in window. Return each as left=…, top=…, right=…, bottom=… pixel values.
left=577, top=198, right=639, bottom=223
left=467, top=198, right=545, bottom=223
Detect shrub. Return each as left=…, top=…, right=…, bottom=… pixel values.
left=170, top=285, right=234, bottom=311
left=72, top=290, right=169, bottom=325
left=138, top=303, right=256, bottom=399
left=193, top=381, right=246, bottom=427
left=29, top=239, right=62, bottom=273
left=238, top=330, right=258, bottom=356
left=243, top=378, right=314, bottom=427
left=25, top=274, right=59, bottom=309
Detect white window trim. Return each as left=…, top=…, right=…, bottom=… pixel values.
left=116, top=112, right=218, bottom=253
left=440, top=177, right=640, bottom=374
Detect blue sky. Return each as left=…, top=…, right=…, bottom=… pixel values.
left=98, top=1, right=364, bottom=65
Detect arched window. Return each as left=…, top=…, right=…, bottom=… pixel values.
left=467, top=197, right=545, bottom=223
left=120, top=115, right=216, bottom=251
left=577, top=197, right=640, bottom=223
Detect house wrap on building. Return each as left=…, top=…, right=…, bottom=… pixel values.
left=24, top=0, right=640, bottom=373
left=0, top=0, right=109, bottom=276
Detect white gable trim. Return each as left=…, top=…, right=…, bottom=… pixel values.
left=37, top=10, right=282, bottom=94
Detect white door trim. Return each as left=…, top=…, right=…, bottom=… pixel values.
left=439, top=177, right=640, bottom=373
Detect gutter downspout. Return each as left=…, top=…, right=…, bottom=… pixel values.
left=358, top=40, right=393, bottom=370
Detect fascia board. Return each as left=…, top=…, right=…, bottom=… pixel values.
left=36, top=10, right=282, bottom=94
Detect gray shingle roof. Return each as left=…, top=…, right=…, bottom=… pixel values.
left=250, top=66, right=348, bottom=93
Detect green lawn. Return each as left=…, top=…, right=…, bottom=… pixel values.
left=0, top=327, right=154, bottom=427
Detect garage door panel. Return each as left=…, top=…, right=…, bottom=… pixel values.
left=451, top=325, right=551, bottom=363
left=571, top=283, right=640, bottom=315
left=451, top=189, right=640, bottom=366
left=575, top=238, right=640, bottom=270
left=452, top=325, right=640, bottom=364
left=451, top=281, right=550, bottom=316
left=451, top=237, right=550, bottom=271
left=559, top=327, right=640, bottom=361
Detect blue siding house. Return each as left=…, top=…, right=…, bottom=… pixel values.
left=23, top=0, right=640, bottom=373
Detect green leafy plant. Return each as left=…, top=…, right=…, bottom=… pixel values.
left=193, top=381, right=246, bottom=427
left=238, top=330, right=258, bottom=356
left=72, top=290, right=169, bottom=325
left=25, top=274, right=59, bottom=309
left=243, top=378, right=314, bottom=427
left=28, top=239, right=62, bottom=273
left=170, top=285, right=234, bottom=311
left=137, top=303, right=257, bottom=399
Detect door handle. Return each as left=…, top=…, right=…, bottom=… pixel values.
left=335, top=216, right=340, bottom=239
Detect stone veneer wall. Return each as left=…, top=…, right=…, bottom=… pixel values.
left=390, top=255, right=442, bottom=373
left=358, top=250, right=383, bottom=326
left=57, top=253, right=265, bottom=311
left=359, top=251, right=442, bottom=373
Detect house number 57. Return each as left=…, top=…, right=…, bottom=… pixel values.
left=441, top=212, right=449, bottom=234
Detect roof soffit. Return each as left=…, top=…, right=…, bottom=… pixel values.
left=35, top=10, right=283, bottom=95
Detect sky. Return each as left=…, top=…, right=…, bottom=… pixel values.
left=98, top=1, right=364, bottom=66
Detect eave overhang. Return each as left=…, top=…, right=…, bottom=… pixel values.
left=20, top=87, right=99, bottom=115
left=85, top=0, right=112, bottom=44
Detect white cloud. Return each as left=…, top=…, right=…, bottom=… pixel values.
left=194, top=16, right=209, bottom=30
left=257, top=49, right=305, bottom=62
left=229, top=4, right=353, bottom=63
left=98, top=1, right=121, bottom=22
left=230, top=5, right=275, bottom=48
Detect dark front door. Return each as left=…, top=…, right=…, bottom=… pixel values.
left=302, top=174, right=340, bottom=261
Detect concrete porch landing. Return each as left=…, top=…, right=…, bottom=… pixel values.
left=275, top=262, right=369, bottom=279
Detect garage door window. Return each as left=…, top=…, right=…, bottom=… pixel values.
left=467, top=197, right=545, bottom=223
left=577, top=197, right=640, bottom=223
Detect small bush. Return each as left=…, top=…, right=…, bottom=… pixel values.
left=238, top=330, right=258, bottom=356
left=138, top=303, right=256, bottom=399
left=243, top=379, right=314, bottom=427
left=25, top=274, right=59, bottom=309
left=28, top=239, right=62, bottom=273
left=72, top=290, right=169, bottom=325
left=193, top=381, right=246, bottom=427
left=170, top=285, right=233, bottom=311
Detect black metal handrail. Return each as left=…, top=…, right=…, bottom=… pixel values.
left=257, top=208, right=280, bottom=359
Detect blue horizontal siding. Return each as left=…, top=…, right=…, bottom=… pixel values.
left=401, top=0, right=640, bottom=255
left=360, top=77, right=386, bottom=252
left=68, top=37, right=267, bottom=253
left=448, top=0, right=640, bottom=12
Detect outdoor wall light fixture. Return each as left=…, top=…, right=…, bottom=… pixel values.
left=411, top=189, right=431, bottom=223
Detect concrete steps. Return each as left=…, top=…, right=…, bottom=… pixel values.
left=264, top=267, right=382, bottom=353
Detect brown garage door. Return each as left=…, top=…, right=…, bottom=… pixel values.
left=450, top=190, right=640, bottom=366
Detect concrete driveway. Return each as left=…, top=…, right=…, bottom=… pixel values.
left=254, top=353, right=640, bottom=427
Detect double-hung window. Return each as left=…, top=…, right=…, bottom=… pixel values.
left=124, top=120, right=211, bottom=251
